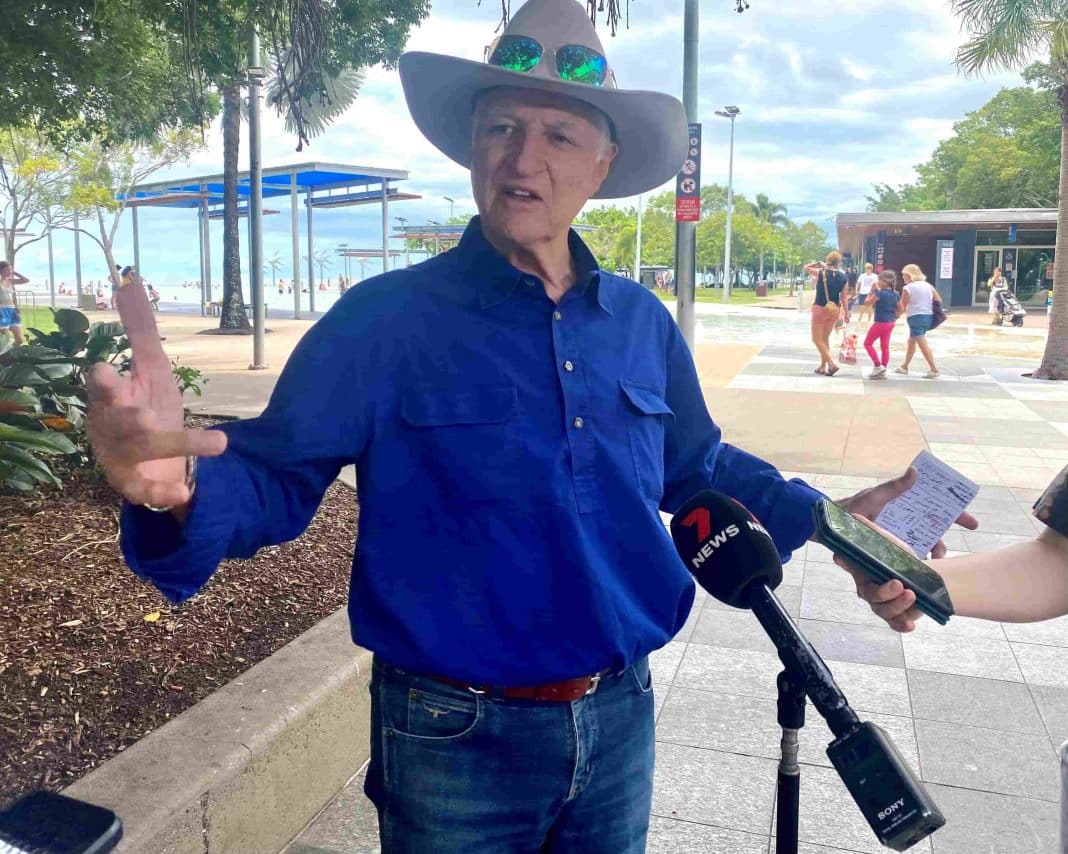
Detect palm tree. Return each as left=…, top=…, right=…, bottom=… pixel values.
left=751, top=193, right=791, bottom=283
left=952, top=0, right=1068, bottom=378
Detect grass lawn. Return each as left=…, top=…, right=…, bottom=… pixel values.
left=17, top=305, right=59, bottom=334
left=655, top=287, right=793, bottom=306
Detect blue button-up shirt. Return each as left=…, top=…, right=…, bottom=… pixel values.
left=122, top=218, right=823, bottom=684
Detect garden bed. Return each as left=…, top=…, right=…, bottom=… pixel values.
left=0, top=438, right=357, bottom=807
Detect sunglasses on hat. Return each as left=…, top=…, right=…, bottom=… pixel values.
left=488, top=35, right=610, bottom=87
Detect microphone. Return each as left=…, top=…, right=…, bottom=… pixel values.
left=670, top=490, right=945, bottom=851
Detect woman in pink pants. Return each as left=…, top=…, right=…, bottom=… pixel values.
left=863, top=270, right=901, bottom=379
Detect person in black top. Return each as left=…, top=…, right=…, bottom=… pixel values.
left=804, top=250, right=850, bottom=376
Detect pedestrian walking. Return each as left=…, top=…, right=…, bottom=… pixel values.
left=854, top=262, right=878, bottom=324
left=804, top=250, right=849, bottom=376
left=988, top=267, right=1008, bottom=324
left=0, top=260, right=29, bottom=346
left=863, top=270, right=901, bottom=379
left=894, top=263, right=941, bottom=379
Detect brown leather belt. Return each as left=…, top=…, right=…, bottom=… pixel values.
left=429, top=669, right=614, bottom=703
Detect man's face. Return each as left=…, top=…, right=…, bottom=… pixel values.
left=471, top=87, right=617, bottom=250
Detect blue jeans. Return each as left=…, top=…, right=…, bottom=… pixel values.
left=364, top=656, right=655, bottom=853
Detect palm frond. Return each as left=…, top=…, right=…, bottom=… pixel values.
left=953, top=0, right=1049, bottom=74
left=266, top=57, right=365, bottom=140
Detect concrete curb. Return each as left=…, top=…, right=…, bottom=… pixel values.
left=65, top=609, right=372, bottom=854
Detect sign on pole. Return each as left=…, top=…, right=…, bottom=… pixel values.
left=675, top=123, right=702, bottom=223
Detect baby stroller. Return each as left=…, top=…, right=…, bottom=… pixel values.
left=993, top=288, right=1027, bottom=327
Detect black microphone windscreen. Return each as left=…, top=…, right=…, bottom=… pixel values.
left=669, top=490, right=784, bottom=608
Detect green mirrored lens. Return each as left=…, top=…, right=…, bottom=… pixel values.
left=555, top=45, right=608, bottom=86
left=490, top=36, right=542, bottom=72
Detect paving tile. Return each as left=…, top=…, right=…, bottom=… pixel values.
left=902, top=633, right=1023, bottom=682
left=706, top=586, right=802, bottom=617
left=907, top=669, right=1046, bottom=734
left=822, top=658, right=911, bottom=717
left=691, top=607, right=776, bottom=655
left=1012, top=641, right=1068, bottom=687
left=1029, top=684, right=1068, bottom=745
left=947, top=504, right=1038, bottom=536
left=674, top=645, right=783, bottom=701
left=960, top=530, right=1031, bottom=553
left=646, top=815, right=769, bottom=854
left=797, top=619, right=904, bottom=668
left=769, top=841, right=873, bottom=854
left=800, top=587, right=889, bottom=628
left=803, top=542, right=836, bottom=564
left=908, top=614, right=1006, bottom=640
left=1002, top=614, right=1068, bottom=647
left=651, top=742, right=777, bottom=836
left=650, top=640, right=687, bottom=723
left=672, top=597, right=701, bottom=642
left=802, top=560, right=857, bottom=592
left=913, top=718, right=1059, bottom=801
left=927, top=442, right=985, bottom=462
left=809, top=474, right=879, bottom=492
left=925, top=783, right=1058, bottom=853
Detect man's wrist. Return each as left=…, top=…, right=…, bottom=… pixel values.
left=143, top=455, right=198, bottom=514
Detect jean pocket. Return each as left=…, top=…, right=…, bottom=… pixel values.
left=387, top=684, right=482, bottom=742
left=628, top=657, right=653, bottom=695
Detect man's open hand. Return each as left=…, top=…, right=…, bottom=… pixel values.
left=831, top=467, right=979, bottom=633
left=86, top=280, right=227, bottom=513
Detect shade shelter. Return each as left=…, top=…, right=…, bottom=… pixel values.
left=124, top=162, right=415, bottom=320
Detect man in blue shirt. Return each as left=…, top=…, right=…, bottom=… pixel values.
left=86, top=0, right=970, bottom=850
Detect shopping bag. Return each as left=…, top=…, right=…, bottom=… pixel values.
left=838, top=333, right=858, bottom=365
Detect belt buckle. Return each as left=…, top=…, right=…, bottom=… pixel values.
left=584, top=674, right=602, bottom=697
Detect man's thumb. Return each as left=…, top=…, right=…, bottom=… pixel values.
left=882, top=466, right=918, bottom=499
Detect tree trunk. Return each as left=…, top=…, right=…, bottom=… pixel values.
left=1035, top=87, right=1068, bottom=379
left=219, top=84, right=251, bottom=332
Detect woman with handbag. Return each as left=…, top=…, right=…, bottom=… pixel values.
left=804, top=250, right=849, bottom=376
left=894, top=263, right=942, bottom=379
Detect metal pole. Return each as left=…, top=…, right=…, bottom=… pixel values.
left=131, top=206, right=141, bottom=280
left=382, top=181, right=390, bottom=273
left=634, top=193, right=643, bottom=284
left=248, top=27, right=267, bottom=369
left=200, top=182, right=211, bottom=312
left=46, top=213, right=55, bottom=308
left=198, top=208, right=206, bottom=312
left=675, top=0, right=699, bottom=350
left=723, top=114, right=736, bottom=304
left=73, top=213, right=82, bottom=306
left=290, top=171, right=300, bottom=319
left=306, top=189, right=314, bottom=313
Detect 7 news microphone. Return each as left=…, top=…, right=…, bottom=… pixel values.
left=669, top=490, right=945, bottom=851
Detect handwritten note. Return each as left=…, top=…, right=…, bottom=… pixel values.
left=874, top=450, right=979, bottom=557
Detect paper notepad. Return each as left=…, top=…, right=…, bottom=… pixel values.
left=874, top=450, right=979, bottom=557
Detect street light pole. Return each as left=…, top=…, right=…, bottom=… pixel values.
left=675, top=0, right=699, bottom=350
left=395, top=216, right=410, bottom=267
left=248, top=27, right=267, bottom=369
left=634, top=193, right=643, bottom=284
left=428, top=219, right=441, bottom=255
left=716, top=106, right=740, bottom=304
left=444, top=196, right=455, bottom=220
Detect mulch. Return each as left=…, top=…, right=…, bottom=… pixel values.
left=0, top=425, right=357, bottom=807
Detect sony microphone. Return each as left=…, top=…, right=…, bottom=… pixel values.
left=670, top=490, right=945, bottom=851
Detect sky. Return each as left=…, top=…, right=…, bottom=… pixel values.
left=12, top=0, right=1025, bottom=289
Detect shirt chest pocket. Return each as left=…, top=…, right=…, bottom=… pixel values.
left=400, top=381, right=521, bottom=499
left=620, top=379, right=673, bottom=503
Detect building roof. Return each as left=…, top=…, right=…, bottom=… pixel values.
left=123, top=162, right=409, bottom=209
left=837, top=208, right=1057, bottom=229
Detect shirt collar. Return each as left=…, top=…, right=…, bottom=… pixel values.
left=456, top=216, right=613, bottom=315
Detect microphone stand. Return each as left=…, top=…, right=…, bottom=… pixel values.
left=776, top=668, right=806, bottom=854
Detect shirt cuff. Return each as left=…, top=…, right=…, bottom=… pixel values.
left=767, top=477, right=828, bottom=560
left=120, top=456, right=238, bottom=603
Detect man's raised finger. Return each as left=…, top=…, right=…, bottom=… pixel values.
left=86, top=362, right=125, bottom=406
left=124, top=427, right=228, bottom=463
left=114, top=277, right=169, bottom=372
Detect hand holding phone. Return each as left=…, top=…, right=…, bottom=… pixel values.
left=0, top=791, right=121, bottom=854
left=814, top=499, right=954, bottom=625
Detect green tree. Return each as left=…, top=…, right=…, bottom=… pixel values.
left=749, top=193, right=791, bottom=281
left=576, top=205, right=636, bottom=271
left=178, top=0, right=430, bottom=331
left=0, top=0, right=219, bottom=143
left=951, top=1, right=1068, bottom=378
left=0, top=129, right=75, bottom=264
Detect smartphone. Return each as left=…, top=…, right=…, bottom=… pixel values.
left=813, top=499, right=954, bottom=625
left=0, top=791, right=122, bottom=854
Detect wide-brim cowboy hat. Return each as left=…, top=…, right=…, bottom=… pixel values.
left=398, top=0, right=688, bottom=200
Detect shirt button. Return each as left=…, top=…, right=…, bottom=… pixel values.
left=563, top=360, right=574, bottom=372
left=553, top=310, right=562, bottom=321
left=573, top=416, right=584, bottom=429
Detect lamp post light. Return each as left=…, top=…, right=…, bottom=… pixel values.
left=443, top=196, right=455, bottom=220
left=428, top=219, right=442, bottom=255
left=395, top=216, right=410, bottom=267
left=715, top=105, right=740, bottom=304
left=338, top=242, right=350, bottom=282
